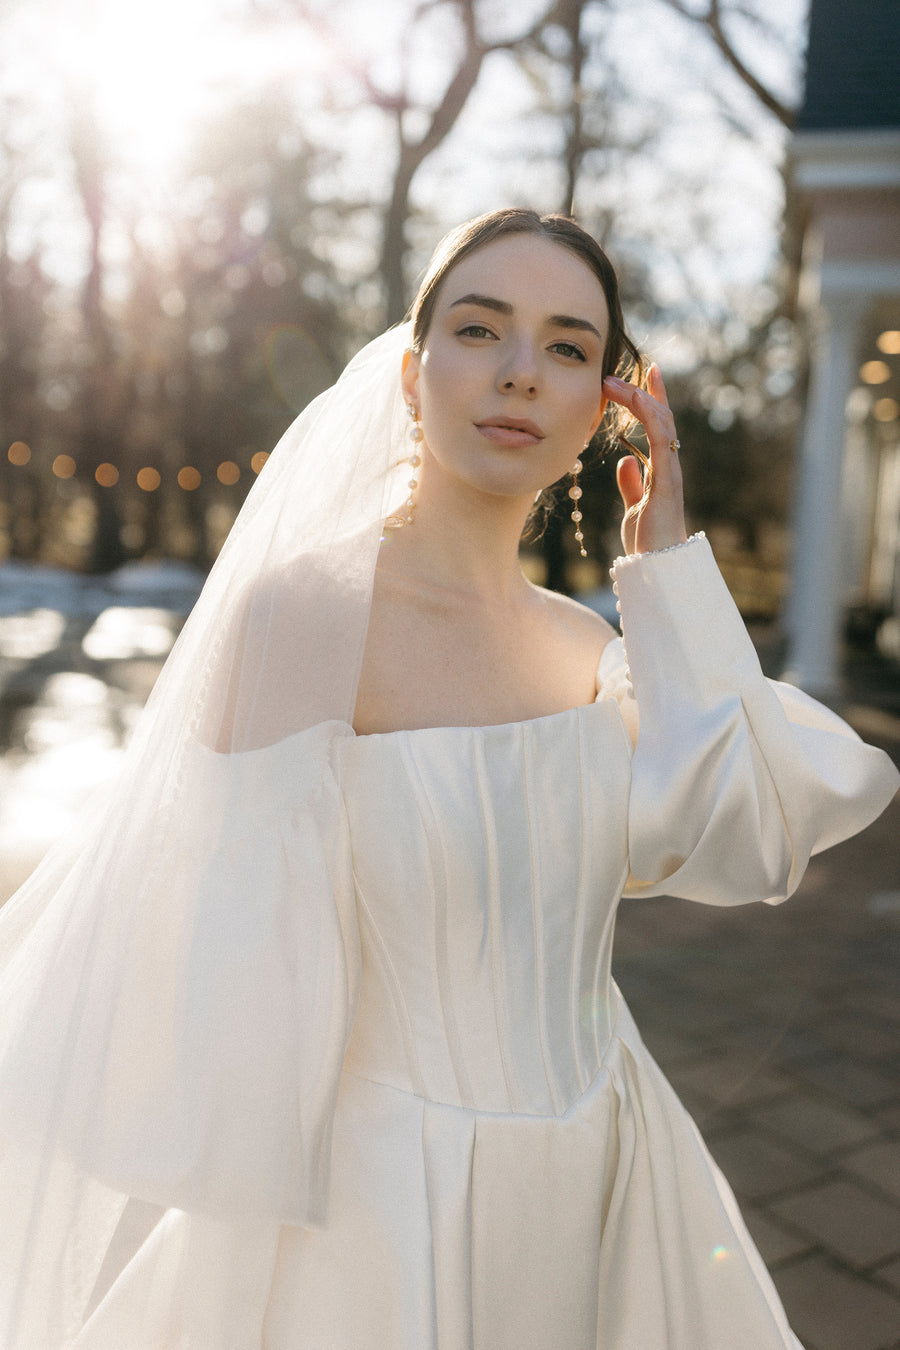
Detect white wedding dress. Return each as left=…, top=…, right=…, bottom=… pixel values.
left=7, top=539, right=899, bottom=1349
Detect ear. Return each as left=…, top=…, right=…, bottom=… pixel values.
left=401, top=348, right=421, bottom=408
left=588, top=392, right=608, bottom=440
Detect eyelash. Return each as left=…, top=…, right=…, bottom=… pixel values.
left=550, top=341, right=586, bottom=363
left=455, top=325, right=587, bottom=362
left=456, top=323, right=496, bottom=340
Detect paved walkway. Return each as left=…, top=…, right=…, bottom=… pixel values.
left=614, top=640, right=900, bottom=1350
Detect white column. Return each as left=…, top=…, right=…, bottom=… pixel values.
left=840, top=408, right=876, bottom=604
left=784, top=291, right=867, bottom=694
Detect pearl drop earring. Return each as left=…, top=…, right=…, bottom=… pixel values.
left=384, top=404, right=423, bottom=533
left=569, top=450, right=587, bottom=558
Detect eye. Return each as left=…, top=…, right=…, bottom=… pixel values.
left=456, top=322, right=497, bottom=340
left=550, top=340, right=587, bottom=362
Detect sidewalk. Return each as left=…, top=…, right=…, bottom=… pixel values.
left=613, top=640, right=900, bottom=1350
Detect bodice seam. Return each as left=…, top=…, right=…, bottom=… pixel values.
left=522, top=722, right=567, bottom=1116
left=349, top=868, right=426, bottom=1097
left=338, top=993, right=626, bottom=1121
left=472, top=735, right=519, bottom=1109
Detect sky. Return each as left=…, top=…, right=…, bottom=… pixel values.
left=0, top=0, right=809, bottom=351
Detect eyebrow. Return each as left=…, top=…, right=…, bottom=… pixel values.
left=449, top=292, right=604, bottom=342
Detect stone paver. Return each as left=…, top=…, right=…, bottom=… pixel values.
left=770, top=1178, right=900, bottom=1269
left=742, top=1204, right=814, bottom=1265
left=703, top=1123, right=824, bottom=1200
left=753, top=1092, right=882, bottom=1156
left=843, top=1140, right=900, bottom=1205
left=772, top=1255, right=900, bottom=1350
left=877, top=1258, right=900, bottom=1296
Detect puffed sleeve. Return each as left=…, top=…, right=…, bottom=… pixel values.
left=0, top=721, right=360, bottom=1230
left=600, top=535, right=899, bottom=905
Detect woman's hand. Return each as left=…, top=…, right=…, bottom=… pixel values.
left=602, top=363, right=687, bottom=557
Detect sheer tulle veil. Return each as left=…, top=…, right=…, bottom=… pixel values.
left=0, top=324, right=412, bottom=1344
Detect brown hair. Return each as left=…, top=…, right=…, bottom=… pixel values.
left=408, top=207, right=646, bottom=462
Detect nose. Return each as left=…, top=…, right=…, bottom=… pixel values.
left=497, top=337, right=538, bottom=397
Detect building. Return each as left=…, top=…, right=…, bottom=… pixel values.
left=787, top=0, right=900, bottom=693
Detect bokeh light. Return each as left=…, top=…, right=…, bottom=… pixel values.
left=876, top=331, right=900, bottom=355
left=94, top=463, right=119, bottom=487
left=874, top=398, right=899, bottom=422
left=177, top=466, right=202, bottom=491
left=251, top=451, right=270, bottom=474
left=137, top=467, right=161, bottom=491
left=8, top=441, right=31, bottom=466
left=860, top=360, right=891, bottom=385
left=52, top=454, right=77, bottom=479
left=216, top=460, right=241, bottom=486
left=82, top=608, right=176, bottom=661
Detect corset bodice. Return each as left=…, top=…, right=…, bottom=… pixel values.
left=339, top=700, right=634, bottom=1115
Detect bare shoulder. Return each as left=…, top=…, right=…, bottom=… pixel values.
left=530, top=583, right=618, bottom=656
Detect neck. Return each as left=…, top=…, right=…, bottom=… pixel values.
left=381, top=456, right=535, bottom=605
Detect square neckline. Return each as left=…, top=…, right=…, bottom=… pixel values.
left=349, top=636, right=624, bottom=741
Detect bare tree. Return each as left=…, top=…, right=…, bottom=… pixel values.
left=68, top=87, right=132, bottom=572
left=655, top=0, right=795, bottom=128
left=284, top=0, right=571, bottom=321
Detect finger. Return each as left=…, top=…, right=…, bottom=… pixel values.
left=616, top=454, right=643, bottom=510
left=604, top=375, right=672, bottom=440
left=646, top=362, right=669, bottom=408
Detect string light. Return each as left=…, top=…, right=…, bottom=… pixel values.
left=876, top=331, right=900, bottom=355
left=52, top=455, right=76, bottom=479
left=11, top=452, right=263, bottom=486
left=137, top=467, right=161, bottom=491
left=95, top=463, right=119, bottom=487
left=177, top=466, right=201, bottom=491
left=216, top=460, right=240, bottom=485
left=860, top=360, right=891, bottom=385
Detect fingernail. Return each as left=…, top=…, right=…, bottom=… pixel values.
left=605, top=376, right=627, bottom=388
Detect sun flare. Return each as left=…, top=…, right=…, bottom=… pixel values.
left=36, top=0, right=318, bottom=183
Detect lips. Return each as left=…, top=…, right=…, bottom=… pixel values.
left=475, top=416, right=545, bottom=448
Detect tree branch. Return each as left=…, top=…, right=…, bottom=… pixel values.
left=658, top=0, right=795, bottom=128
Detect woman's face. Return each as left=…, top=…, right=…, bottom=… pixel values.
left=402, top=234, right=610, bottom=503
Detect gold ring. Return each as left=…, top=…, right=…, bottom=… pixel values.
left=669, top=438, right=681, bottom=454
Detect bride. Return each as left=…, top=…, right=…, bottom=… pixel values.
left=0, top=208, right=896, bottom=1349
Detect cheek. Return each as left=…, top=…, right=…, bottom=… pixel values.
left=568, top=381, right=605, bottom=437
left=417, top=351, right=473, bottom=431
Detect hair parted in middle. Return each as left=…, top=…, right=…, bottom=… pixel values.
left=407, top=207, right=649, bottom=469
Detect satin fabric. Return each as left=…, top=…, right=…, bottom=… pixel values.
left=16, top=539, right=900, bottom=1347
